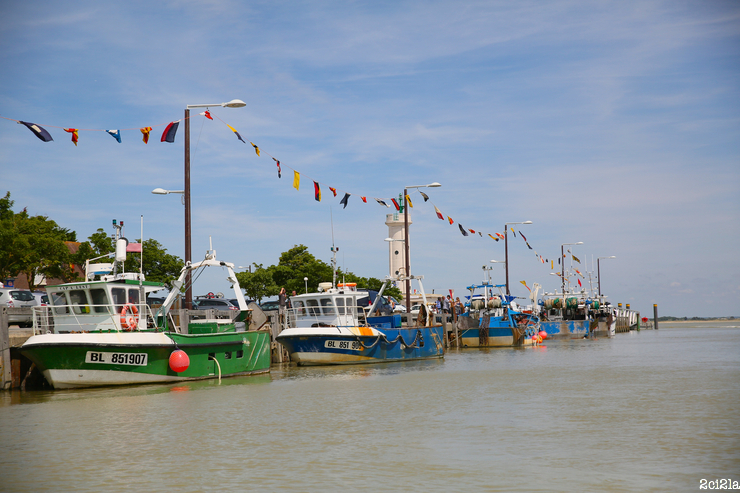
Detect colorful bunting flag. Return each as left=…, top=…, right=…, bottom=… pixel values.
left=419, top=191, right=429, bottom=202
left=519, top=231, right=527, bottom=241
left=458, top=224, right=469, bottom=236
left=391, top=198, right=400, bottom=211
left=361, top=196, right=367, bottom=203
left=126, top=242, right=142, bottom=253
left=273, top=158, right=281, bottom=178
left=226, top=123, right=245, bottom=143
left=434, top=205, right=444, bottom=220
left=578, top=279, right=582, bottom=287
left=250, top=142, right=260, bottom=156
left=140, top=127, right=152, bottom=144
left=340, top=193, right=350, bottom=209
left=496, top=232, right=505, bottom=240
left=375, top=199, right=389, bottom=207
left=200, top=110, right=213, bottom=120
left=405, top=194, right=413, bottom=208
left=572, top=254, right=581, bottom=263
left=106, top=130, right=121, bottom=143
left=468, top=229, right=476, bottom=234
left=313, top=181, right=321, bottom=202
left=448, top=216, right=454, bottom=225
left=510, top=227, right=516, bottom=237
left=64, top=128, right=78, bottom=146
left=161, top=121, right=179, bottom=143
left=329, top=187, right=337, bottom=197
left=488, top=234, right=499, bottom=242
left=520, top=280, right=531, bottom=292
left=526, top=242, right=533, bottom=250
left=551, top=260, right=554, bottom=269
left=19, top=121, right=53, bottom=142
left=293, top=171, right=300, bottom=190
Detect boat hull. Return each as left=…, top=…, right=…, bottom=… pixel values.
left=276, top=327, right=445, bottom=366
left=459, top=327, right=538, bottom=347
left=21, top=330, right=271, bottom=389
left=539, top=320, right=591, bottom=339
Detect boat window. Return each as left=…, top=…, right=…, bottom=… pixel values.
left=320, top=298, right=335, bottom=316
left=336, top=297, right=345, bottom=315
left=111, top=288, right=126, bottom=311
left=50, top=292, right=69, bottom=314
left=69, top=290, right=90, bottom=315
left=292, top=300, right=306, bottom=316
left=128, top=289, right=139, bottom=304
left=90, top=288, right=109, bottom=314
left=306, top=299, right=320, bottom=316
left=347, top=297, right=356, bottom=312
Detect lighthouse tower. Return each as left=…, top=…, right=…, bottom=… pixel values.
left=385, top=212, right=409, bottom=288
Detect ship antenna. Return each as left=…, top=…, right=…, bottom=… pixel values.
left=330, top=208, right=338, bottom=289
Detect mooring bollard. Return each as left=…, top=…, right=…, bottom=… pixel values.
left=653, top=304, right=659, bottom=330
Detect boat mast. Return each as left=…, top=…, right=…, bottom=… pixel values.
left=330, top=208, right=338, bottom=289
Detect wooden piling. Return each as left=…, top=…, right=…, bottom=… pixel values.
left=1, top=308, right=10, bottom=390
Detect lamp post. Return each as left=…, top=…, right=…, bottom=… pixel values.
left=561, top=242, right=583, bottom=296
left=597, top=256, right=616, bottom=297
left=175, top=99, right=245, bottom=308
left=304, top=277, right=308, bottom=294
left=403, top=182, right=441, bottom=312
left=503, top=221, right=532, bottom=297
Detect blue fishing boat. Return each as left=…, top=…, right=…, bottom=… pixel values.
left=456, top=283, right=542, bottom=347
left=276, top=279, right=444, bottom=366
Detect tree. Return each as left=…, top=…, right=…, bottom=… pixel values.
left=235, top=263, right=278, bottom=302
left=127, top=239, right=184, bottom=285
left=0, top=192, right=74, bottom=289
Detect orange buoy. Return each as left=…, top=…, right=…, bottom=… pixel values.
left=169, top=350, right=190, bottom=373
left=538, top=330, right=547, bottom=340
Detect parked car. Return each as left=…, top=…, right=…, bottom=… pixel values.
left=32, top=292, right=49, bottom=306
left=0, top=288, right=37, bottom=326
left=259, top=300, right=280, bottom=312
left=192, top=297, right=239, bottom=311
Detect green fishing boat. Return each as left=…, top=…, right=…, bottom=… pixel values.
left=21, top=224, right=270, bottom=389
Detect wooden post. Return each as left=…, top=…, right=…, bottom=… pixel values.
left=1, top=307, right=10, bottom=390
left=653, top=304, right=659, bottom=330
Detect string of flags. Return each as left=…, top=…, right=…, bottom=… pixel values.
left=5, top=110, right=574, bottom=275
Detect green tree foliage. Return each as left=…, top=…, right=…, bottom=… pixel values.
left=126, top=239, right=184, bottom=285
left=0, top=192, right=75, bottom=289
left=234, top=244, right=402, bottom=301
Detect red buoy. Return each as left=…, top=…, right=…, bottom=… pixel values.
left=538, top=330, right=548, bottom=340
left=169, top=350, right=190, bottom=373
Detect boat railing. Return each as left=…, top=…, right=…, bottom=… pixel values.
left=32, top=303, right=158, bottom=334
left=286, top=304, right=364, bottom=328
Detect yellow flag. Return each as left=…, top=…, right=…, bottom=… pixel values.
left=551, top=260, right=554, bottom=270
left=250, top=142, right=260, bottom=156
left=293, top=171, right=300, bottom=190
left=405, top=194, right=413, bottom=208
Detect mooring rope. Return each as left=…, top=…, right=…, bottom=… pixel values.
left=355, top=329, right=422, bottom=350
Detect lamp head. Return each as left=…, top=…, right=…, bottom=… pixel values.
left=152, top=188, right=168, bottom=195
left=222, top=99, right=246, bottom=108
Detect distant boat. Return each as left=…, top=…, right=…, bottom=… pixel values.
left=538, top=293, right=616, bottom=338
left=455, top=282, right=542, bottom=347
left=276, top=280, right=444, bottom=366
left=21, top=226, right=270, bottom=389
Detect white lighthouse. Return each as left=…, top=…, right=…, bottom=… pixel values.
left=385, top=212, right=409, bottom=288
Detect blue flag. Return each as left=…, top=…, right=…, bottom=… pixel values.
left=19, top=121, right=53, bottom=142
left=106, top=129, right=121, bottom=143
left=161, top=121, right=179, bottom=143
left=340, top=193, right=350, bottom=209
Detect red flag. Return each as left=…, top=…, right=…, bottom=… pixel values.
left=64, top=128, right=78, bottom=146
left=329, top=187, right=337, bottom=197
left=313, top=181, right=321, bottom=202
left=434, top=205, right=444, bottom=220
left=200, top=110, right=213, bottom=120
left=468, top=229, right=475, bottom=234
left=447, top=216, right=454, bottom=225
left=577, top=279, right=582, bottom=287
left=273, top=158, right=281, bottom=178
left=391, top=198, right=400, bottom=211
left=496, top=232, right=505, bottom=240
left=126, top=243, right=142, bottom=253
left=361, top=196, right=367, bottom=203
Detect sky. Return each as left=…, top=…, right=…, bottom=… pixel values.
left=1, top=0, right=738, bottom=317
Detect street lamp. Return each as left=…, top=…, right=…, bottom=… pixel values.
left=304, top=277, right=308, bottom=294
left=597, top=256, right=616, bottom=297
left=561, top=242, right=583, bottom=296
left=403, top=182, right=441, bottom=312
left=503, top=221, right=532, bottom=297
left=178, top=99, right=245, bottom=308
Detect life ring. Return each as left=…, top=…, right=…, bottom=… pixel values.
left=120, top=303, right=139, bottom=331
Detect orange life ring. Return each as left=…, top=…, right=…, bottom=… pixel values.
left=120, top=303, right=139, bottom=331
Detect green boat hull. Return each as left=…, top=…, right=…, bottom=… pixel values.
left=21, top=330, right=271, bottom=389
